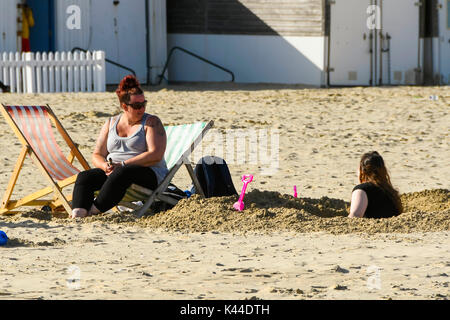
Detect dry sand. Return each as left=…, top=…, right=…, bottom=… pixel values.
left=0, top=84, right=449, bottom=300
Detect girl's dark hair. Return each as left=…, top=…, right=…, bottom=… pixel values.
left=115, top=75, right=143, bottom=104
left=359, top=151, right=403, bottom=214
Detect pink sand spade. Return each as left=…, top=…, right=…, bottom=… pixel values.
left=233, top=174, right=254, bottom=211
left=293, top=185, right=298, bottom=198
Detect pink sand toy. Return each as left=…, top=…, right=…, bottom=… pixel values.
left=233, top=174, right=254, bottom=211
left=293, top=185, right=298, bottom=198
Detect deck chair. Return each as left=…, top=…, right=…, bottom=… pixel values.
left=0, top=104, right=90, bottom=215
left=118, top=120, right=214, bottom=218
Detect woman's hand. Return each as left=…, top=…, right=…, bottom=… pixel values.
left=104, top=161, right=119, bottom=176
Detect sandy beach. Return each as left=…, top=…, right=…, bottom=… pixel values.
left=0, top=83, right=449, bottom=300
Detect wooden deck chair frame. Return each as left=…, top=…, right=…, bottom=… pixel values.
left=0, top=104, right=90, bottom=215
left=119, top=120, right=214, bottom=218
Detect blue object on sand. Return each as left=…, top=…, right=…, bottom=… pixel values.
left=0, top=230, right=8, bottom=246
left=184, top=190, right=192, bottom=198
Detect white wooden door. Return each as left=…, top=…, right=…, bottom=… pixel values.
left=329, top=0, right=372, bottom=85
left=0, top=0, right=19, bottom=52
left=89, top=0, right=147, bottom=84
left=381, top=0, right=421, bottom=85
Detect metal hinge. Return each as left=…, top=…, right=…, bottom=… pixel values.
left=414, top=1, right=423, bottom=6
left=327, top=67, right=335, bottom=72
left=328, top=0, right=336, bottom=5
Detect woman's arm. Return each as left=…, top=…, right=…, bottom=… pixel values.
left=92, top=119, right=111, bottom=172
left=122, top=115, right=167, bottom=167
left=348, top=189, right=368, bottom=218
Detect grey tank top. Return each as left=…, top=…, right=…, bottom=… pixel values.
left=106, top=113, right=168, bottom=184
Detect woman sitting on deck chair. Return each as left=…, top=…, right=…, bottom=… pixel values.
left=71, top=75, right=168, bottom=218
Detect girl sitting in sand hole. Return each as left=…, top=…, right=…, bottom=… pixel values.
left=71, top=75, right=168, bottom=218
left=348, top=151, right=402, bottom=218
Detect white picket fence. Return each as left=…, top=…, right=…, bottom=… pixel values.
left=0, top=51, right=106, bottom=93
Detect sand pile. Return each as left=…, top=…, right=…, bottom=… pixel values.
left=2, top=189, right=448, bottom=235
left=135, top=188, right=450, bottom=234
left=400, top=189, right=449, bottom=212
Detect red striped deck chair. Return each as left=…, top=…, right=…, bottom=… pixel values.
left=0, top=104, right=90, bottom=215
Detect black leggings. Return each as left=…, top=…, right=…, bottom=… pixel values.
left=72, top=165, right=158, bottom=212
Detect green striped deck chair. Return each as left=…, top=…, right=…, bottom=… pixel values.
left=118, top=120, right=214, bottom=217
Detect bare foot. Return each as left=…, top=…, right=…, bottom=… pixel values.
left=88, top=204, right=101, bottom=216
left=71, top=208, right=88, bottom=218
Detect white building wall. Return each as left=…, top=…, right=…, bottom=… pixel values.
left=167, top=34, right=325, bottom=86
left=329, top=0, right=421, bottom=86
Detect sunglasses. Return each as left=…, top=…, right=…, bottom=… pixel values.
left=126, top=100, right=147, bottom=110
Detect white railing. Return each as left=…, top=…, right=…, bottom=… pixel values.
left=0, top=51, right=106, bottom=93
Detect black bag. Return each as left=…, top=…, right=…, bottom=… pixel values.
left=190, top=156, right=238, bottom=198
left=151, top=183, right=187, bottom=212
left=163, top=183, right=187, bottom=202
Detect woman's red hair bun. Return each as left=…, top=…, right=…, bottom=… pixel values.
left=116, top=75, right=143, bottom=103
left=119, top=75, right=140, bottom=91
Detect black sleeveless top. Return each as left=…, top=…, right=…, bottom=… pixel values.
left=352, top=182, right=400, bottom=218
